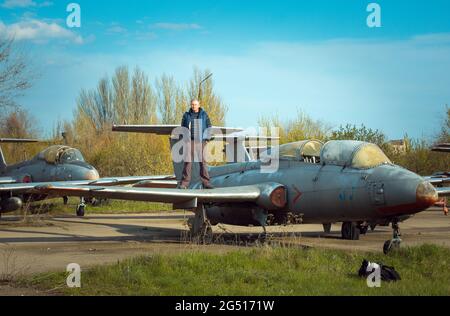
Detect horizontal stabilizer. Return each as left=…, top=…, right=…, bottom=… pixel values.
left=112, top=124, right=243, bottom=135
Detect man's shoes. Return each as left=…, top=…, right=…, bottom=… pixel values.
left=203, top=183, right=215, bottom=190
left=177, top=184, right=188, bottom=190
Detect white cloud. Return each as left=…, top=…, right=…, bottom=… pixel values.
left=135, top=31, right=157, bottom=41
left=0, top=19, right=83, bottom=44
left=152, top=23, right=202, bottom=31
left=107, top=25, right=127, bottom=34
left=1, top=0, right=52, bottom=8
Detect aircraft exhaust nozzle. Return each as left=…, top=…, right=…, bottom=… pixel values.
left=256, top=183, right=287, bottom=210
left=416, top=182, right=439, bottom=208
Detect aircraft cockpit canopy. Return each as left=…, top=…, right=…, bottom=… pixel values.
left=321, top=141, right=392, bottom=169
left=37, top=146, right=85, bottom=164
left=278, top=140, right=323, bottom=163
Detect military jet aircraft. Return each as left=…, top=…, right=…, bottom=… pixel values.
left=33, top=125, right=450, bottom=254
left=0, top=138, right=175, bottom=217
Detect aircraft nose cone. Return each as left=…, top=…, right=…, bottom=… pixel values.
left=416, top=181, right=439, bottom=207
left=85, top=169, right=100, bottom=181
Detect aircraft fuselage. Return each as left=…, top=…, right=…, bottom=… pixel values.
left=191, top=160, right=436, bottom=226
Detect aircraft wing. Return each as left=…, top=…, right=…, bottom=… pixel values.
left=0, top=138, right=40, bottom=143
left=89, top=175, right=176, bottom=186
left=34, top=182, right=287, bottom=210
left=0, top=175, right=176, bottom=194
left=437, top=187, right=450, bottom=197
left=0, top=177, right=16, bottom=185
left=426, top=177, right=450, bottom=186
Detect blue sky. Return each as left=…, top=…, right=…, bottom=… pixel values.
left=1, top=0, right=450, bottom=139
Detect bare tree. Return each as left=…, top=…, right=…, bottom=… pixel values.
left=0, top=37, right=32, bottom=111
left=76, top=76, right=115, bottom=132
left=112, top=66, right=130, bottom=123
left=156, top=74, right=185, bottom=124
left=129, top=67, right=156, bottom=124
left=0, top=108, right=40, bottom=162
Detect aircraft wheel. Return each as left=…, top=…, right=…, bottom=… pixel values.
left=341, top=222, right=360, bottom=240
left=323, top=223, right=332, bottom=234
left=383, top=240, right=392, bottom=254
left=76, top=204, right=85, bottom=217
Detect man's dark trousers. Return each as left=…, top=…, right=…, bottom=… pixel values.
left=181, top=141, right=210, bottom=188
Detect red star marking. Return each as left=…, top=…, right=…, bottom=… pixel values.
left=292, top=185, right=303, bottom=205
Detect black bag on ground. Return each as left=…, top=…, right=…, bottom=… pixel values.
left=359, top=259, right=401, bottom=282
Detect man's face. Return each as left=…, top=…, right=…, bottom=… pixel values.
left=191, top=101, right=200, bottom=113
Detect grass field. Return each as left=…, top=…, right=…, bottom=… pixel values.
left=20, top=198, right=172, bottom=216
left=21, top=244, right=450, bottom=296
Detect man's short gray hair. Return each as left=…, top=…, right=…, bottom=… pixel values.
left=190, top=99, right=200, bottom=104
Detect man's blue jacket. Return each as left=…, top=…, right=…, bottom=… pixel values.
left=181, top=108, right=212, bottom=141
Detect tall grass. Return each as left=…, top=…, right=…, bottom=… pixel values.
left=22, top=244, right=450, bottom=296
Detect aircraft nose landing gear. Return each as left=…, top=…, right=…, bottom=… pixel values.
left=383, top=220, right=402, bottom=255
left=76, top=197, right=86, bottom=217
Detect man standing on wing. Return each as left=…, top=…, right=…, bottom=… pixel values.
left=179, top=99, right=215, bottom=189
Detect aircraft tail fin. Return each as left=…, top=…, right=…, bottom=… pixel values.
left=0, top=138, right=40, bottom=171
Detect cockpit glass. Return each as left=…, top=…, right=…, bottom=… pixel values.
left=352, top=144, right=392, bottom=169
left=60, top=149, right=85, bottom=163
left=278, top=141, right=322, bottom=163
left=279, top=143, right=299, bottom=160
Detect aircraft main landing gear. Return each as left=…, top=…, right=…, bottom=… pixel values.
left=188, top=204, right=213, bottom=244
left=76, top=197, right=86, bottom=217
left=383, top=221, right=402, bottom=255
left=341, top=222, right=360, bottom=240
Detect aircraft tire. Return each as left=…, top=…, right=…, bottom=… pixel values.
left=341, top=222, right=360, bottom=240
left=323, top=223, right=332, bottom=234
left=383, top=240, right=392, bottom=254
left=76, top=205, right=85, bottom=217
